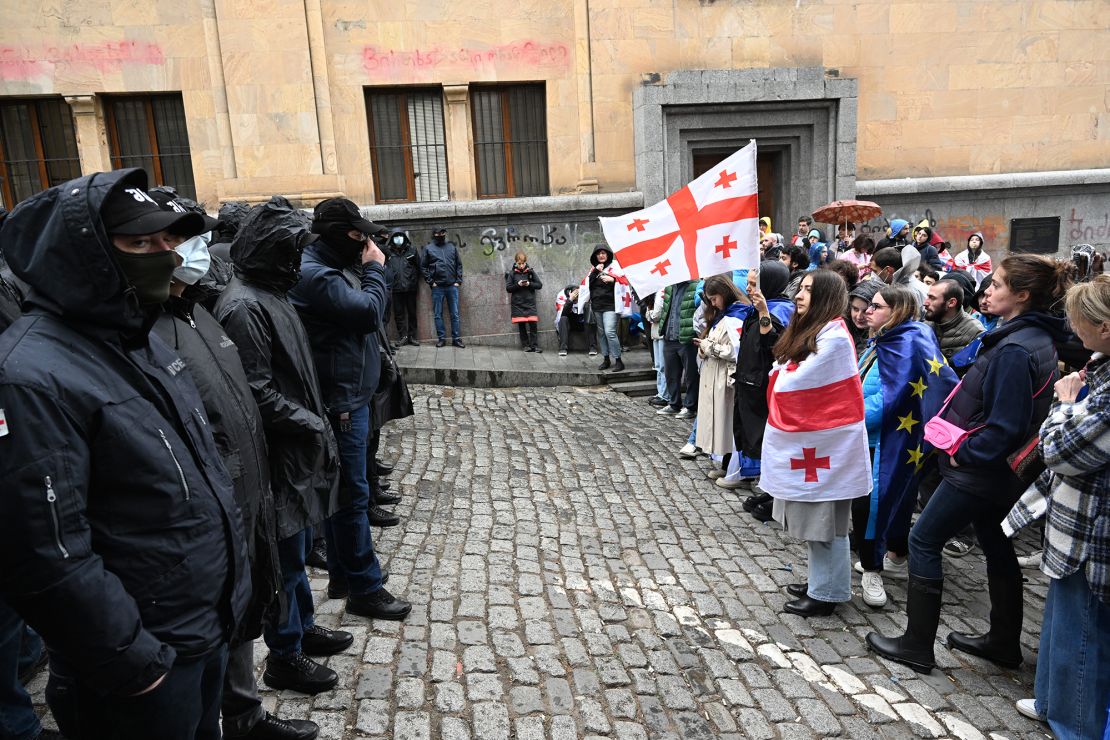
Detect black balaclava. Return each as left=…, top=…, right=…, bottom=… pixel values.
left=319, top=222, right=366, bottom=264
left=113, top=250, right=178, bottom=305
left=432, top=227, right=447, bottom=246
left=757, top=260, right=790, bottom=300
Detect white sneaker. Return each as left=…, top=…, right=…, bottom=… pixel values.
left=675, top=408, right=693, bottom=419
left=677, top=443, right=700, bottom=459
left=861, top=571, right=888, bottom=608
left=656, top=406, right=679, bottom=415
left=707, top=469, right=725, bottom=480
left=716, top=476, right=746, bottom=489
left=854, top=556, right=908, bottom=578
left=589, top=349, right=598, bottom=356
left=1017, top=550, right=1042, bottom=569
left=1014, top=699, right=1043, bottom=722
left=558, top=350, right=568, bottom=356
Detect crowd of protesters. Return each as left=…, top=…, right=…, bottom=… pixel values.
left=0, top=171, right=419, bottom=740
left=632, top=213, right=1109, bottom=740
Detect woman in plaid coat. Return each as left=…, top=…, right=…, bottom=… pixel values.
left=1004, top=275, right=1110, bottom=739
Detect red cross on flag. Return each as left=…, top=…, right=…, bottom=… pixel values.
left=599, top=141, right=760, bottom=297
left=759, top=319, right=872, bottom=502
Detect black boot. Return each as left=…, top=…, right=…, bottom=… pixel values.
left=347, top=587, right=412, bottom=620
left=743, top=492, right=771, bottom=513
left=305, top=539, right=328, bottom=570
left=377, top=490, right=402, bottom=505
left=300, top=624, right=353, bottom=656
left=946, top=576, right=1024, bottom=668
left=263, top=652, right=338, bottom=694
left=866, top=574, right=943, bottom=673
left=784, top=595, right=837, bottom=617
left=598, top=356, right=611, bottom=370
left=612, top=358, right=624, bottom=372
left=786, top=583, right=809, bottom=598
left=367, top=505, right=400, bottom=527
left=235, top=712, right=319, bottom=740
left=373, top=459, right=394, bottom=476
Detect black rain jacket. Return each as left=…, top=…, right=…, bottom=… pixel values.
left=289, top=239, right=388, bottom=416
left=153, top=296, right=282, bottom=642
left=214, top=203, right=341, bottom=538
left=0, top=169, right=250, bottom=696
left=384, top=232, right=421, bottom=293
left=505, top=263, right=543, bottom=320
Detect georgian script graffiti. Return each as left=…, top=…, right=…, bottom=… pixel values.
left=362, top=40, right=570, bottom=76
left=0, top=41, right=164, bottom=80
left=475, top=225, right=569, bottom=257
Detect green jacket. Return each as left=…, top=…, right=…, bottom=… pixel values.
left=658, top=281, right=698, bottom=344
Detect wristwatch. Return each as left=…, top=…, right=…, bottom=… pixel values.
left=758, top=315, right=772, bottom=328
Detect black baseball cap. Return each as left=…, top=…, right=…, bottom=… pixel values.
left=147, top=189, right=219, bottom=232
left=102, top=183, right=205, bottom=237
left=311, top=197, right=386, bottom=236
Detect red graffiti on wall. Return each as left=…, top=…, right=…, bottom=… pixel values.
left=362, top=40, right=570, bottom=76
left=0, top=41, right=165, bottom=81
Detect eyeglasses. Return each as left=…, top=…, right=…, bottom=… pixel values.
left=867, top=302, right=889, bottom=311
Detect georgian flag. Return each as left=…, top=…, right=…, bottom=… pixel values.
left=599, top=141, right=760, bottom=297
left=575, top=267, right=634, bottom=317
left=760, top=318, right=872, bottom=502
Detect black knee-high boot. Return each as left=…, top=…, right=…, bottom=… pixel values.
left=946, top=576, right=1024, bottom=668
left=866, top=574, right=943, bottom=673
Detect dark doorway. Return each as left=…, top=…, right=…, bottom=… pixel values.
left=692, top=147, right=780, bottom=230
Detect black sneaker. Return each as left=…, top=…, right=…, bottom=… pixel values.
left=452, top=339, right=466, bottom=348
left=377, top=491, right=401, bottom=505
left=523, top=346, right=534, bottom=352
left=232, top=712, right=319, bottom=740
left=300, top=625, right=353, bottom=656
left=262, top=652, right=338, bottom=695
left=347, top=587, right=412, bottom=621
left=398, top=335, right=410, bottom=346
left=367, top=505, right=400, bottom=527
left=372, top=459, right=394, bottom=476
left=532, top=346, right=543, bottom=353
left=405, top=337, right=419, bottom=347
left=435, top=339, right=446, bottom=348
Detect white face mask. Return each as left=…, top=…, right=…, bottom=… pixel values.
left=392, top=236, right=404, bottom=245
left=173, top=231, right=212, bottom=285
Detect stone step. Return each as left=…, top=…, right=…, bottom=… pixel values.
left=607, top=379, right=659, bottom=397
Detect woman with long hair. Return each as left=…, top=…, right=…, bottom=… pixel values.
left=867, top=255, right=1073, bottom=673
left=694, top=275, right=750, bottom=460
left=1006, top=275, right=1110, bottom=737
left=853, top=287, right=956, bottom=608
left=761, top=270, right=872, bottom=617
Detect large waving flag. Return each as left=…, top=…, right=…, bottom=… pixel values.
left=862, top=322, right=958, bottom=550
left=760, top=319, right=872, bottom=502
left=600, top=141, right=760, bottom=297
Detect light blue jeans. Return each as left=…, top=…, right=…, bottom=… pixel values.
left=595, top=310, right=621, bottom=359
left=1034, top=569, right=1110, bottom=740
left=806, top=535, right=852, bottom=602
left=653, top=338, right=669, bottom=400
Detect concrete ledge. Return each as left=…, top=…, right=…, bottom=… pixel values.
left=400, top=365, right=608, bottom=388
left=360, top=192, right=644, bottom=222
left=857, top=169, right=1110, bottom=197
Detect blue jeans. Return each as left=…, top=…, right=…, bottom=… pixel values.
left=0, top=600, right=39, bottom=740
left=431, top=285, right=461, bottom=340
left=653, top=338, right=669, bottom=400
left=263, top=529, right=314, bottom=657
left=595, top=310, right=621, bottom=359
left=687, top=420, right=697, bottom=446
left=807, top=536, right=852, bottom=602
left=324, top=405, right=384, bottom=597
left=1035, top=569, right=1110, bottom=739
left=908, top=480, right=1018, bottom=583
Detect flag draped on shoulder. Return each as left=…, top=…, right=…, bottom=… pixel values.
left=760, top=319, right=872, bottom=502
left=600, top=141, right=760, bottom=297
left=575, top=267, right=634, bottom=317
left=864, top=321, right=958, bottom=541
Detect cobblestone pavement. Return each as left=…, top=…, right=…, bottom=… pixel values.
left=28, top=385, right=1052, bottom=739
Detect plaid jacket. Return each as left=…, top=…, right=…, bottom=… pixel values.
left=1004, top=353, right=1110, bottom=603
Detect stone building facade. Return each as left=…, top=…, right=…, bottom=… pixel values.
left=2, top=0, right=1108, bottom=344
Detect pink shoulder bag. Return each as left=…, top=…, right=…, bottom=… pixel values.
left=922, top=382, right=982, bottom=454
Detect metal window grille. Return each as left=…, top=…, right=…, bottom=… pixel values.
left=0, top=97, right=81, bottom=209
left=105, top=93, right=196, bottom=200
left=366, top=88, right=448, bottom=203
left=471, top=84, right=548, bottom=198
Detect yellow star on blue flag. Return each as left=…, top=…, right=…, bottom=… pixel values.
left=927, top=355, right=944, bottom=376
left=906, top=445, right=925, bottom=469
left=909, top=377, right=927, bottom=398
left=896, top=412, right=919, bottom=433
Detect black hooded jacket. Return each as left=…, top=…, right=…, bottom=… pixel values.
left=588, top=246, right=617, bottom=313
left=384, top=231, right=421, bottom=293
left=0, top=169, right=250, bottom=695
left=213, top=202, right=341, bottom=539
left=153, top=296, right=281, bottom=642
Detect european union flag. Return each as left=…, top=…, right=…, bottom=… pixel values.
left=863, top=321, right=958, bottom=549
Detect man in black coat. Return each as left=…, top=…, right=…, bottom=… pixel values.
left=288, top=198, right=411, bottom=622
left=214, top=199, right=346, bottom=696
left=153, top=196, right=318, bottom=740
left=0, top=169, right=250, bottom=739
left=384, top=229, right=420, bottom=346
